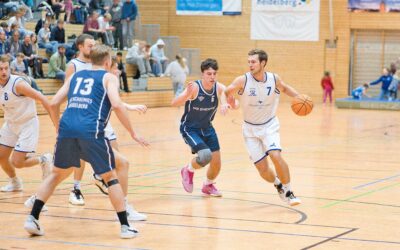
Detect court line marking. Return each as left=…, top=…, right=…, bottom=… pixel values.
left=322, top=182, right=400, bottom=208
left=353, top=173, right=400, bottom=189
left=300, top=228, right=358, bottom=249
left=0, top=235, right=148, bottom=250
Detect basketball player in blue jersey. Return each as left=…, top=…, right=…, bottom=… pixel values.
left=172, top=58, right=230, bottom=196
left=224, top=49, right=301, bottom=206
left=0, top=55, right=54, bottom=193
left=24, top=45, right=149, bottom=239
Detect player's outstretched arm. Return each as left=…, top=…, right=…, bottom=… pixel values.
left=106, top=73, right=149, bottom=147
left=123, top=103, right=147, bottom=114
left=64, top=63, right=75, bottom=83
left=224, top=76, right=245, bottom=110
left=15, top=79, right=59, bottom=129
left=217, top=83, right=231, bottom=115
left=50, top=76, right=71, bottom=131
left=275, top=74, right=299, bottom=98
left=171, top=81, right=198, bottom=107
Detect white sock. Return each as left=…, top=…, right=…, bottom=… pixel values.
left=11, top=176, right=19, bottom=182
left=38, top=156, right=44, bottom=164
left=274, top=177, right=281, bottom=186
left=204, top=178, right=214, bottom=185
left=187, top=162, right=195, bottom=172
left=74, top=180, right=81, bottom=190
left=283, top=183, right=291, bottom=193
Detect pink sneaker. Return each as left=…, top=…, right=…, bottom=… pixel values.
left=181, top=166, right=194, bottom=193
left=201, top=183, right=222, bottom=197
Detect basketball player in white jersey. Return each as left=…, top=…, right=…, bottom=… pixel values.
left=224, top=49, right=301, bottom=206
left=0, top=55, right=54, bottom=193
left=63, top=34, right=147, bottom=220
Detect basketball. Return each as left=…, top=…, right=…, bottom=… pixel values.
left=291, top=94, right=313, bottom=116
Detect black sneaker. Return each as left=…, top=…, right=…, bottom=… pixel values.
left=93, top=173, right=108, bottom=195
left=69, top=188, right=85, bottom=205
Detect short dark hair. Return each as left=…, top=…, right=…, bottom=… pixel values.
left=248, top=49, right=268, bottom=66
left=75, top=34, right=94, bottom=48
left=116, top=52, right=123, bottom=56
left=200, top=58, right=218, bottom=72
left=363, top=83, right=369, bottom=88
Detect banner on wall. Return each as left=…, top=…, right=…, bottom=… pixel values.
left=251, top=0, right=320, bottom=41
left=348, top=0, right=400, bottom=11
left=176, top=0, right=242, bottom=15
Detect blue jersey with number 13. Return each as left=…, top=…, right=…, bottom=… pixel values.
left=59, top=69, right=112, bottom=139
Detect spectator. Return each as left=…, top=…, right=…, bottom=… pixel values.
left=10, top=52, right=41, bottom=91
left=164, top=54, right=189, bottom=97
left=150, top=38, right=168, bottom=76
left=352, top=83, right=370, bottom=99
left=321, top=71, right=334, bottom=104
left=109, top=0, right=123, bottom=50
left=50, top=19, right=66, bottom=44
left=8, top=6, right=30, bottom=38
left=48, top=45, right=66, bottom=81
left=5, top=30, right=22, bottom=59
left=72, top=1, right=85, bottom=24
left=35, top=11, right=54, bottom=35
left=369, top=68, right=393, bottom=100
left=64, top=0, right=73, bottom=23
left=116, top=51, right=129, bottom=92
left=121, top=0, right=137, bottom=49
left=30, top=33, right=45, bottom=78
left=0, top=22, right=10, bottom=38
left=98, top=13, right=114, bottom=46
left=388, top=72, right=399, bottom=101
left=46, top=0, right=65, bottom=20
left=83, top=11, right=106, bottom=44
left=38, top=21, right=58, bottom=55
left=0, top=30, right=6, bottom=56
left=126, top=40, right=152, bottom=78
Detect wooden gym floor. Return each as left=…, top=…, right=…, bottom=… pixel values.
left=0, top=103, right=399, bottom=249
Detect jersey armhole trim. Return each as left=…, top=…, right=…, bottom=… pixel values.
left=273, top=73, right=280, bottom=94
left=12, top=77, right=27, bottom=97
left=188, top=80, right=200, bottom=101
left=238, top=74, right=247, bottom=95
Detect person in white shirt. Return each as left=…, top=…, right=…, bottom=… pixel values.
left=98, top=13, right=115, bottom=47
left=126, top=40, right=152, bottom=78
left=165, top=54, right=189, bottom=97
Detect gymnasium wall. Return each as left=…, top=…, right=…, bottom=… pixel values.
left=136, top=0, right=400, bottom=100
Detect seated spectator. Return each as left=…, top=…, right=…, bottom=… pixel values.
left=8, top=6, right=30, bottom=38
left=35, top=11, right=54, bottom=35
left=10, top=52, right=41, bottom=92
left=352, top=84, right=370, bottom=100
left=20, top=34, right=43, bottom=78
left=83, top=11, right=106, bottom=44
left=0, top=22, right=10, bottom=38
left=38, top=21, right=58, bottom=55
left=369, top=68, right=393, bottom=100
left=98, top=13, right=114, bottom=47
left=5, top=30, right=22, bottom=59
left=30, top=33, right=46, bottom=78
left=64, top=0, right=73, bottom=23
left=126, top=40, right=152, bottom=78
left=50, top=19, right=66, bottom=44
left=48, top=45, right=66, bottom=81
left=150, top=39, right=168, bottom=77
left=164, top=54, right=189, bottom=97
left=116, top=51, right=129, bottom=92
left=46, top=0, right=65, bottom=19
left=0, top=30, right=6, bottom=56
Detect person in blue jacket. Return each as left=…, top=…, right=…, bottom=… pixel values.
left=369, top=68, right=392, bottom=100
left=121, top=0, right=138, bottom=50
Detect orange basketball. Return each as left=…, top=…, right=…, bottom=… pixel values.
left=291, top=94, right=313, bottom=116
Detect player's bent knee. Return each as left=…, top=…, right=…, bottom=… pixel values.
left=195, top=148, right=212, bottom=167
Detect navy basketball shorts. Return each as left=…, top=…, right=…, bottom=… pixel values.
left=180, top=126, right=220, bottom=153
left=54, top=137, right=116, bottom=175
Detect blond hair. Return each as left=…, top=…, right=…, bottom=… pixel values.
left=0, top=55, right=10, bottom=63
left=90, top=44, right=111, bottom=66
left=176, top=54, right=186, bottom=69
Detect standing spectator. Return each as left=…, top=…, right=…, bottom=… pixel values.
left=150, top=39, right=168, bottom=76
left=10, top=52, right=41, bottom=91
left=165, top=54, right=189, bottom=97
left=321, top=71, right=334, bottom=104
left=116, top=52, right=130, bottom=92
left=388, top=72, right=399, bottom=101
left=369, top=68, right=393, bottom=100
left=121, top=0, right=137, bottom=50
left=109, top=0, right=123, bottom=50
left=126, top=40, right=152, bottom=78
left=48, top=45, right=66, bottom=81
left=98, top=13, right=115, bottom=46
left=83, top=11, right=106, bottom=44
left=38, top=21, right=58, bottom=55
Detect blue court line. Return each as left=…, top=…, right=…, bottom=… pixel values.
left=0, top=235, right=148, bottom=250
left=353, top=173, right=400, bottom=190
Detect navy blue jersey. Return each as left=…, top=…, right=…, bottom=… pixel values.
left=59, top=70, right=112, bottom=139
left=180, top=80, right=218, bottom=129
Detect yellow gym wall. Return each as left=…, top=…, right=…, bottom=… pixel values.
left=136, top=0, right=400, bottom=100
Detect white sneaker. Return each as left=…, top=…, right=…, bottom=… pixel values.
left=126, top=204, right=147, bottom=221
left=40, top=153, right=53, bottom=180
left=286, top=191, right=301, bottom=206
left=120, top=224, right=138, bottom=239
left=69, top=188, right=85, bottom=205
left=1, top=177, right=23, bottom=192
left=24, top=195, right=49, bottom=212
left=123, top=47, right=128, bottom=51
left=24, top=215, right=44, bottom=236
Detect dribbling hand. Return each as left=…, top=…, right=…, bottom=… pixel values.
left=132, top=133, right=150, bottom=148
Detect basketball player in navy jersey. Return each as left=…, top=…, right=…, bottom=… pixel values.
left=172, top=58, right=230, bottom=196
left=24, top=45, right=149, bottom=238
left=224, top=49, right=301, bottom=206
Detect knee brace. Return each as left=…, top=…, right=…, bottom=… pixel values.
left=195, top=148, right=212, bottom=167
left=107, top=179, right=119, bottom=187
